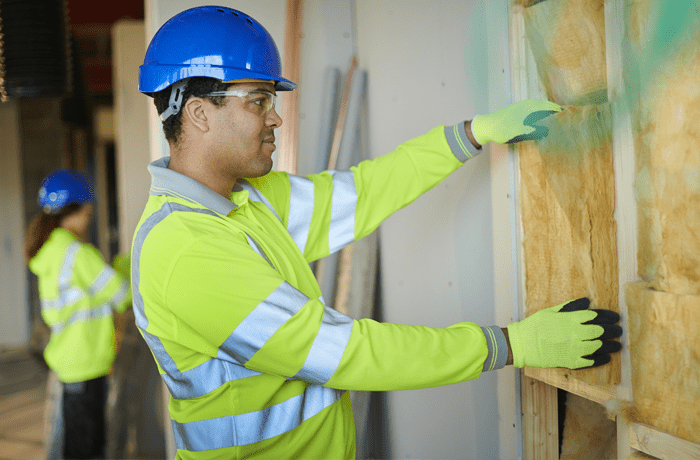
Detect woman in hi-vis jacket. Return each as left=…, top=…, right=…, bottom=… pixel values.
left=25, top=170, right=131, bottom=459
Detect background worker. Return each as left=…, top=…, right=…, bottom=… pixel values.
left=134, top=6, right=622, bottom=459
left=25, top=170, right=132, bottom=459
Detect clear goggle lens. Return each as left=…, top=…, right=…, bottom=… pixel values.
left=205, top=90, right=276, bottom=116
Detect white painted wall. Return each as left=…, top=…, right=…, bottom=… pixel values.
left=143, top=1, right=517, bottom=458
left=355, top=2, right=516, bottom=458
left=0, top=100, right=29, bottom=346
left=112, top=20, right=152, bottom=253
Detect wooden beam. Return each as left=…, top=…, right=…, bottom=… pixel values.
left=524, top=367, right=616, bottom=406
left=630, top=423, right=700, bottom=460
left=278, top=0, right=303, bottom=175
left=521, top=372, right=558, bottom=460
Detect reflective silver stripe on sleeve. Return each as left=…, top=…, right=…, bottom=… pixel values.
left=50, top=304, right=112, bottom=334
left=172, top=384, right=343, bottom=451
left=140, top=328, right=262, bottom=400
left=87, top=266, right=118, bottom=296
left=287, top=175, right=314, bottom=255
left=219, top=282, right=309, bottom=364
left=328, top=171, right=356, bottom=254
left=444, top=122, right=481, bottom=162
left=132, top=203, right=263, bottom=400
left=58, top=243, right=81, bottom=290
left=480, top=326, right=508, bottom=372
left=293, top=306, right=353, bottom=384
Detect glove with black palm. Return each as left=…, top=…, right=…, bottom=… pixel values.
left=506, top=298, right=622, bottom=369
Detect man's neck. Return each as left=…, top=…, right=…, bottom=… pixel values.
left=168, top=146, right=237, bottom=199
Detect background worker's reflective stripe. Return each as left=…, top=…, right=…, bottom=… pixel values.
left=50, top=304, right=112, bottom=334
left=287, top=175, right=314, bottom=254
left=41, top=288, right=84, bottom=311
left=171, top=384, right=343, bottom=451
left=238, top=180, right=281, bottom=222
left=293, top=306, right=353, bottom=384
left=328, top=171, right=357, bottom=254
left=58, top=243, right=81, bottom=290
left=111, top=281, right=130, bottom=305
left=220, top=282, right=309, bottom=364
left=87, top=266, right=117, bottom=296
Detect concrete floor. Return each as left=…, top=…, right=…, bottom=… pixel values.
left=0, top=348, right=47, bottom=460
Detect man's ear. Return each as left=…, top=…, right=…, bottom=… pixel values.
left=182, top=97, right=209, bottom=134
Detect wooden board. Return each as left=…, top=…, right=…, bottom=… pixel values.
left=630, top=423, right=700, bottom=460
left=521, top=373, right=558, bottom=460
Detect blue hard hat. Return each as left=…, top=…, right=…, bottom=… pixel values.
left=139, top=5, right=297, bottom=95
left=38, top=170, right=94, bottom=214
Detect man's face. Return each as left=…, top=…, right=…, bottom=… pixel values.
left=206, top=81, right=283, bottom=180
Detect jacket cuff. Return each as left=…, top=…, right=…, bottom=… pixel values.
left=444, top=122, right=482, bottom=162
left=480, top=326, right=508, bottom=372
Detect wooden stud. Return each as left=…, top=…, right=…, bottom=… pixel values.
left=278, top=0, right=303, bottom=175
left=521, top=372, right=558, bottom=460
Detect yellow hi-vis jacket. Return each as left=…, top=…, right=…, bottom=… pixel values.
left=29, top=228, right=132, bottom=383
left=133, top=124, right=509, bottom=459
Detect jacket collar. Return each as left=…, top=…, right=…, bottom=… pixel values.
left=148, top=157, right=238, bottom=215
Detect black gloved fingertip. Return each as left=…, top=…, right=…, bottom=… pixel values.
left=559, top=297, right=590, bottom=312
left=588, top=309, right=621, bottom=324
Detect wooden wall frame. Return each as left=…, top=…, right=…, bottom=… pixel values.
left=508, top=0, right=700, bottom=458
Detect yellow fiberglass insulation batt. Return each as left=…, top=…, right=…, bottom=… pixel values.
left=518, top=103, right=620, bottom=387
left=631, top=34, right=700, bottom=296
left=522, top=0, right=607, bottom=106
left=626, top=282, right=700, bottom=444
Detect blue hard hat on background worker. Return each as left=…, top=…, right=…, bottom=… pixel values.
left=38, top=169, right=95, bottom=214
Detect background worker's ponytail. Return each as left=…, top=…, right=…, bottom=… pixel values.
left=25, top=204, right=82, bottom=263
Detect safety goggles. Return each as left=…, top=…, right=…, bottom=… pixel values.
left=204, top=90, right=277, bottom=117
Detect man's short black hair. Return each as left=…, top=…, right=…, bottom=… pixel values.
left=153, top=77, right=230, bottom=145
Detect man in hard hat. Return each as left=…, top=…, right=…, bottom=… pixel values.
left=133, top=6, right=622, bottom=459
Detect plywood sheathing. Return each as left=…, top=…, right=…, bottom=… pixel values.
left=522, top=0, right=607, bottom=106
left=519, top=104, right=620, bottom=386
left=560, top=393, right=617, bottom=460
left=626, top=282, right=700, bottom=444
left=629, top=21, right=700, bottom=296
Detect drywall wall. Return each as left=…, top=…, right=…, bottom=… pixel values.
left=356, top=1, right=516, bottom=458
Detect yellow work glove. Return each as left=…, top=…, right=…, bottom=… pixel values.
left=506, top=298, right=622, bottom=369
left=471, top=99, right=563, bottom=145
left=111, top=253, right=131, bottom=280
